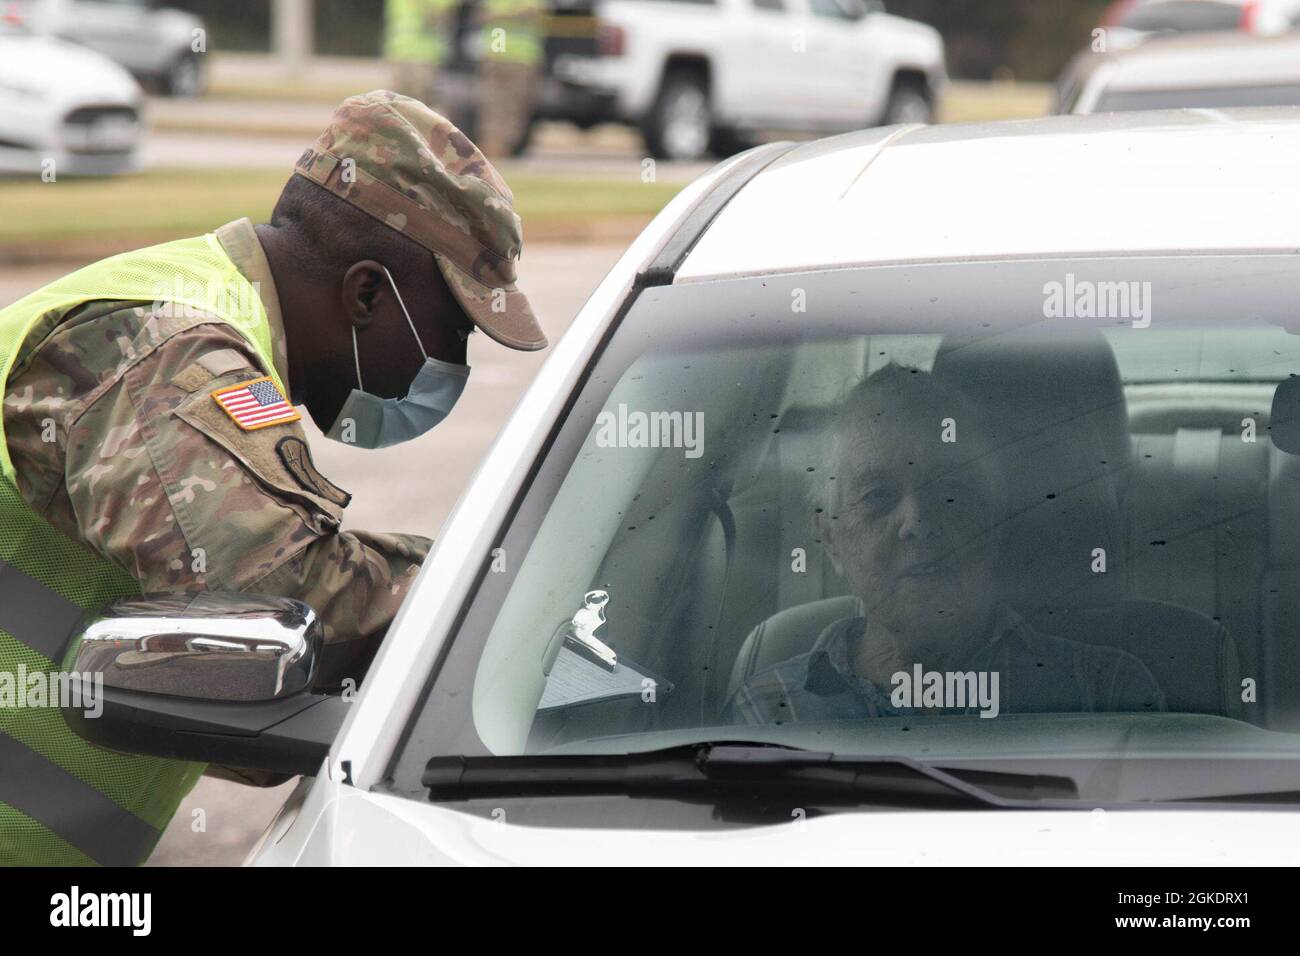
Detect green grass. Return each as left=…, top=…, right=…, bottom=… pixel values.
left=0, top=169, right=287, bottom=245
left=511, top=173, right=680, bottom=220
left=0, top=168, right=681, bottom=251
left=208, top=79, right=376, bottom=105
left=939, top=81, right=1055, bottom=124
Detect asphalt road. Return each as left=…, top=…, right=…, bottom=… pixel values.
left=144, top=124, right=713, bottom=181
left=144, top=94, right=712, bottom=181
left=0, top=240, right=628, bottom=865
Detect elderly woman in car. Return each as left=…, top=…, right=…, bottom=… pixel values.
left=726, top=363, right=1165, bottom=725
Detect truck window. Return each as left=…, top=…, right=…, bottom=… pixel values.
left=810, top=0, right=859, bottom=19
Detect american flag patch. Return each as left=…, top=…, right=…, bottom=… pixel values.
left=210, top=377, right=301, bottom=431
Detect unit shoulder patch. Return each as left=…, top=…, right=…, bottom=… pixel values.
left=276, top=436, right=352, bottom=508
left=210, top=376, right=300, bottom=431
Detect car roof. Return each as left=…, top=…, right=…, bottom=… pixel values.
left=1094, top=31, right=1300, bottom=90
left=675, top=109, right=1300, bottom=281
left=1130, top=0, right=1247, bottom=5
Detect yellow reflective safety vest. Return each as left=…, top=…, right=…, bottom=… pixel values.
left=481, top=0, right=544, bottom=66
left=0, top=233, right=285, bottom=865
left=384, top=0, right=459, bottom=65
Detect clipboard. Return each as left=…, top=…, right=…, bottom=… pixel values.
left=538, top=642, right=675, bottom=712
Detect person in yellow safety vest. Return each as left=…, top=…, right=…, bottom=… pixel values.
left=384, top=0, right=460, bottom=107
left=476, top=0, right=545, bottom=157
left=0, top=92, right=546, bottom=866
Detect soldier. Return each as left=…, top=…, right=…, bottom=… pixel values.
left=384, top=0, right=459, bottom=107
left=476, top=0, right=545, bottom=157
left=0, top=91, right=546, bottom=865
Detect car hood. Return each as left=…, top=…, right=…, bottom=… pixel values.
left=255, top=778, right=1300, bottom=866
left=0, top=35, right=141, bottom=104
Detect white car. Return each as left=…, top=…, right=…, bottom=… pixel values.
left=1097, top=0, right=1300, bottom=49
left=0, top=15, right=144, bottom=176
left=17, top=0, right=207, bottom=97
left=1058, top=31, right=1300, bottom=114
left=543, top=0, right=946, bottom=160
left=65, top=109, right=1300, bottom=866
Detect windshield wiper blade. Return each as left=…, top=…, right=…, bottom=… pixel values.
left=1167, top=789, right=1300, bottom=806
left=423, top=743, right=1077, bottom=809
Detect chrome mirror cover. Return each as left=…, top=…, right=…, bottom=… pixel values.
left=67, top=592, right=320, bottom=703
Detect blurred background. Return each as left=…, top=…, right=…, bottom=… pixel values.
left=3, top=0, right=1299, bottom=862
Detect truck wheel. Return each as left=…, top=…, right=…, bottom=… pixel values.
left=164, top=52, right=206, bottom=98
left=643, top=71, right=711, bottom=162
left=708, top=126, right=754, bottom=158
left=880, top=78, right=932, bottom=125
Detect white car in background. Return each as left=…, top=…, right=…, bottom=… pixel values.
left=17, top=0, right=207, bottom=97
left=545, top=0, right=946, bottom=161
left=1058, top=31, right=1300, bottom=114
left=61, top=109, right=1300, bottom=865
left=0, top=14, right=144, bottom=176
left=1097, top=0, right=1300, bottom=49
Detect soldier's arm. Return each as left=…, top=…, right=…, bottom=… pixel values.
left=247, top=529, right=430, bottom=692
left=52, top=322, right=430, bottom=692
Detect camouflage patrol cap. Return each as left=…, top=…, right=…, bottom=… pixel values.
left=294, top=90, right=547, bottom=351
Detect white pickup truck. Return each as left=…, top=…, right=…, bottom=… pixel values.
left=540, top=0, right=946, bottom=160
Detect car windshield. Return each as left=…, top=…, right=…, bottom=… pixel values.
left=1119, top=0, right=1244, bottom=32
left=396, top=256, right=1300, bottom=815
left=1096, top=83, right=1300, bottom=111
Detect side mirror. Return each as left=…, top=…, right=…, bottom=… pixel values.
left=62, top=593, right=348, bottom=777
left=1272, top=377, right=1300, bottom=455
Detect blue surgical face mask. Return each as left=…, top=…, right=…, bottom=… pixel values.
left=325, top=265, right=470, bottom=449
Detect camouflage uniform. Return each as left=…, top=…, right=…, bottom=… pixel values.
left=2, top=93, right=545, bottom=708
left=2, top=219, right=427, bottom=695
left=384, top=0, right=460, bottom=109
left=476, top=0, right=545, bottom=158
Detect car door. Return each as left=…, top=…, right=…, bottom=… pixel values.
left=60, top=0, right=153, bottom=74
left=736, top=0, right=805, bottom=126
left=788, top=0, right=870, bottom=126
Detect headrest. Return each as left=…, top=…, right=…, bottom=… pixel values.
left=932, top=328, right=1130, bottom=610
left=933, top=328, right=1129, bottom=471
